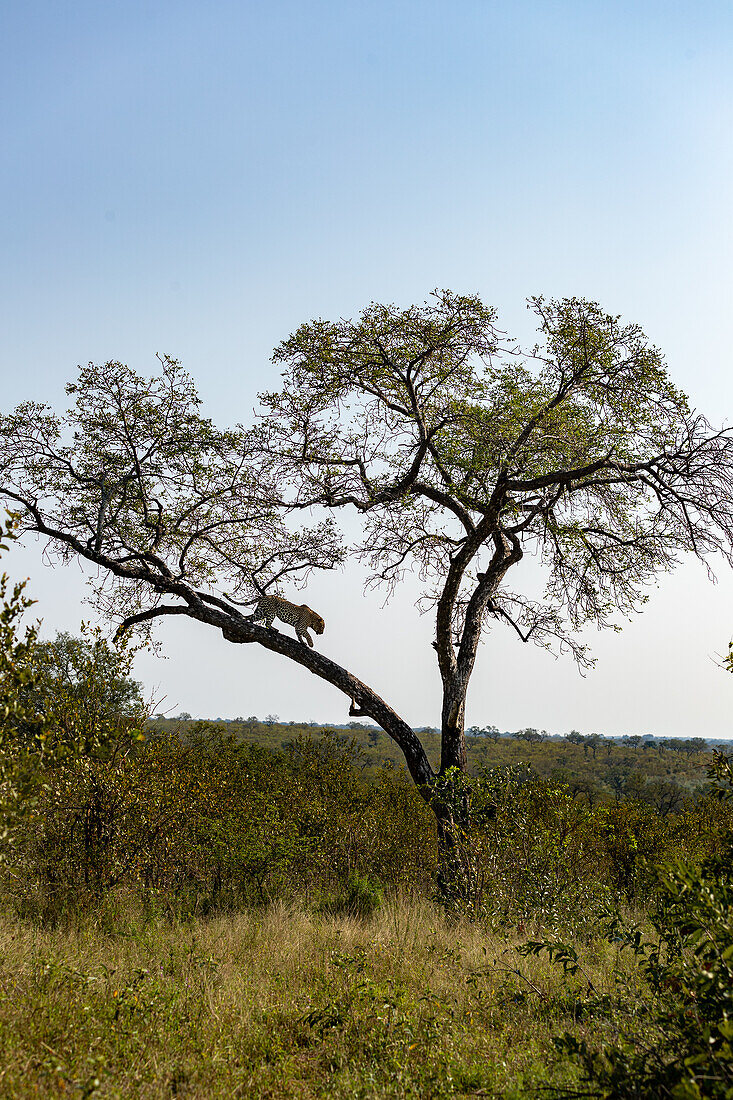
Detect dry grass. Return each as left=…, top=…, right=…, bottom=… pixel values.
left=0, top=895, right=633, bottom=1098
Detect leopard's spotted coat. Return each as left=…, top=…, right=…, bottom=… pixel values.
left=248, top=595, right=325, bottom=648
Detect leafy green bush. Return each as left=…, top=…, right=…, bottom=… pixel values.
left=527, top=752, right=733, bottom=1099
left=7, top=708, right=435, bottom=919
left=437, top=765, right=612, bottom=927
left=551, top=852, right=733, bottom=1098
left=0, top=518, right=45, bottom=848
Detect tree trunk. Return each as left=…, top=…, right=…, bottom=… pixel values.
left=433, top=783, right=474, bottom=905
left=440, top=695, right=467, bottom=774
left=433, top=677, right=475, bottom=902
left=440, top=656, right=472, bottom=775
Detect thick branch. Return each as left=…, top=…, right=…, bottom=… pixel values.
left=434, top=510, right=501, bottom=683
left=213, top=613, right=436, bottom=792
left=457, top=528, right=523, bottom=679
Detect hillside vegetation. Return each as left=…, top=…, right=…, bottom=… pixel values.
left=153, top=714, right=722, bottom=816
left=1, top=622, right=732, bottom=1097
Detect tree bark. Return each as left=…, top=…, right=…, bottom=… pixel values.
left=440, top=686, right=467, bottom=773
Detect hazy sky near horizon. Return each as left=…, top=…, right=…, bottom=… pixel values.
left=2, top=1, right=733, bottom=736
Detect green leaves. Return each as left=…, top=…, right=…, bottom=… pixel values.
left=262, top=290, right=733, bottom=676
left=538, top=763, right=733, bottom=1099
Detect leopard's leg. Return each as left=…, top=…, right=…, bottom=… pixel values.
left=264, top=610, right=278, bottom=629
left=297, top=627, right=314, bottom=647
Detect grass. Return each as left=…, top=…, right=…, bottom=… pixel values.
left=0, top=895, right=639, bottom=1098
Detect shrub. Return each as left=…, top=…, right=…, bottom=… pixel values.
left=324, top=872, right=384, bottom=919
left=536, top=751, right=733, bottom=1099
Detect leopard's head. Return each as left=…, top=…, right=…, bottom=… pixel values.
left=307, top=608, right=325, bottom=635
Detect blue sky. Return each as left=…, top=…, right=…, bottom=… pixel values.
left=2, top=1, right=733, bottom=735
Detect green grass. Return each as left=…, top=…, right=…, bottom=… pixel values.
left=0, top=895, right=642, bottom=1098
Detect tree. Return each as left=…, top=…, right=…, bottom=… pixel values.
left=0, top=516, right=45, bottom=846
left=513, top=728, right=543, bottom=743
left=1, top=293, right=733, bottom=853
left=0, top=521, right=147, bottom=879
left=679, top=736, right=707, bottom=756
left=23, top=629, right=146, bottom=730
left=7, top=630, right=152, bottom=904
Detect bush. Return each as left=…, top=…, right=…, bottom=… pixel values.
left=537, top=751, right=733, bottom=1099
left=323, top=872, right=384, bottom=919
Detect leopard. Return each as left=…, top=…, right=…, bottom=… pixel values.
left=248, top=595, right=325, bottom=648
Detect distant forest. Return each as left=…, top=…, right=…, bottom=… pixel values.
left=151, top=715, right=727, bottom=815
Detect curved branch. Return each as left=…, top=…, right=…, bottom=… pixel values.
left=114, top=605, right=191, bottom=640
left=209, top=611, right=436, bottom=792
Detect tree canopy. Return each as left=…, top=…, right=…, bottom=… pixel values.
left=2, top=292, right=732, bottom=799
